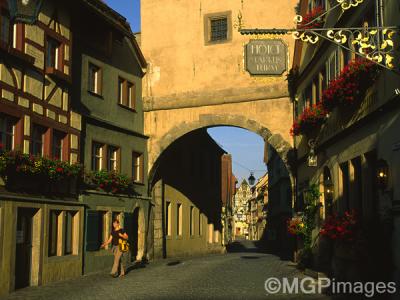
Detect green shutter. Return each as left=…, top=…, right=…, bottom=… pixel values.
left=86, top=210, right=100, bottom=251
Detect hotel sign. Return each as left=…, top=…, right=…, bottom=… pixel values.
left=245, top=39, right=287, bottom=76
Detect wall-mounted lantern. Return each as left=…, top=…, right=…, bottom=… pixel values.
left=7, top=0, right=43, bottom=24
left=308, top=140, right=317, bottom=167
left=324, top=177, right=334, bottom=195
left=376, top=159, right=389, bottom=190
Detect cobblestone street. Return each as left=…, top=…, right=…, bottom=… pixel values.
left=2, top=241, right=332, bottom=300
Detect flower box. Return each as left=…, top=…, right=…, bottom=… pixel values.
left=291, top=103, right=327, bottom=136
left=0, top=150, right=82, bottom=196
left=322, top=59, right=379, bottom=111
left=298, top=6, right=325, bottom=30
left=85, top=170, right=136, bottom=195
left=290, top=59, right=379, bottom=137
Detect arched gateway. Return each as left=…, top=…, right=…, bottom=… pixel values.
left=140, top=0, right=298, bottom=258
left=146, top=105, right=294, bottom=182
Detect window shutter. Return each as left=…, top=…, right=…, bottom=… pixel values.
left=86, top=210, right=100, bottom=251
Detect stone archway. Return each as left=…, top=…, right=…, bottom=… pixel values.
left=148, top=113, right=294, bottom=186
left=136, top=207, right=146, bottom=261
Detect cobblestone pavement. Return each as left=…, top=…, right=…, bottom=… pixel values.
left=2, top=240, right=332, bottom=300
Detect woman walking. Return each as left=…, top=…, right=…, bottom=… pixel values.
left=101, top=219, right=129, bottom=277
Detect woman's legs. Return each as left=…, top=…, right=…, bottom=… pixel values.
left=119, top=252, right=125, bottom=276
left=111, top=246, right=122, bottom=275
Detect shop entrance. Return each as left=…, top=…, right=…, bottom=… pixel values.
left=15, top=207, right=40, bottom=289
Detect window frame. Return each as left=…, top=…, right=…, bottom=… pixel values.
left=46, top=36, right=61, bottom=70
left=92, top=142, right=104, bottom=171
left=0, top=8, right=12, bottom=46
left=176, top=203, right=182, bottom=236
left=107, top=145, right=119, bottom=172
left=64, top=211, right=76, bottom=255
left=30, top=124, right=47, bottom=156
left=52, top=130, right=66, bottom=161
left=0, top=114, right=17, bottom=151
left=88, top=63, right=102, bottom=96
left=132, top=151, right=144, bottom=183
left=48, top=210, right=61, bottom=257
left=204, top=11, right=232, bottom=46
left=166, top=201, right=172, bottom=237
left=118, top=77, right=136, bottom=110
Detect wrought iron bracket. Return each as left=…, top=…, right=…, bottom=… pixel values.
left=238, top=0, right=400, bottom=72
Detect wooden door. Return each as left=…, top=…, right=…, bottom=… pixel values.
left=15, top=208, right=35, bottom=289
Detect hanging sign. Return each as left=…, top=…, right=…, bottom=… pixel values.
left=245, top=39, right=287, bottom=76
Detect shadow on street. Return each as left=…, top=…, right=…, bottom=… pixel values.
left=226, top=238, right=294, bottom=261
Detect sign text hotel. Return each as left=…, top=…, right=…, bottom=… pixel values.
left=245, top=39, right=287, bottom=76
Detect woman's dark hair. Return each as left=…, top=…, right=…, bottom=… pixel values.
left=113, top=219, right=120, bottom=224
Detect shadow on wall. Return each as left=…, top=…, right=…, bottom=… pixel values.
left=256, top=145, right=294, bottom=261
left=151, top=129, right=226, bottom=257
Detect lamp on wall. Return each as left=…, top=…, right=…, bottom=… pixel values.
left=324, top=177, right=334, bottom=195
left=7, top=0, right=43, bottom=24
left=248, top=172, right=256, bottom=186
left=307, top=140, right=317, bottom=167
left=376, top=159, right=389, bottom=190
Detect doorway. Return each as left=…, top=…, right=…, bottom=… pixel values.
left=15, top=208, right=37, bottom=289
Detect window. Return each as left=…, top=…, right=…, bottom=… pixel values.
left=132, top=152, right=144, bottom=183
left=52, top=130, right=65, bottom=160
left=351, top=157, right=363, bottom=215
left=127, top=82, right=135, bottom=109
left=326, top=49, right=340, bottom=83
left=92, top=142, right=103, bottom=171
left=46, top=37, right=60, bottom=69
left=166, top=201, right=171, bottom=236
left=208, top=223, right=214, bottom=243
left=177, top=203, right=182, bottom=236
left=64, top=211, right=75, bottom=255
left=210, top=17, right=227, bottom=42
left=118, top=77, right=124, bottom=104
left=0, top=10, right=11, bottom=45
left=118, top=77, right=135, bottom=109
left=339, top=162, right=350, bottom=213
left=31, top=124, right=46, bottom=156
left=204, top=12, right=232, bottom=45
left=310, top=0, right=327, bottom=10
left=107, top=146, right=119, bottom=172
left=48, top=210, right=61, bottom=257
left=0, top=114, right=16, bottom=151
left=214, top=230, right=219, bottom=243
left=189, top=206, right=194, bottom=236
left=198, top=212, right=203, bottom=236
left=88, top=63, right=102, bottom=95
left=86, top=210, right=107, bottom=251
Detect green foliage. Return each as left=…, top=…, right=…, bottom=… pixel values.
left=302, top=184, right=322, bottom=249
left=296, top=184, right=322, bottom=269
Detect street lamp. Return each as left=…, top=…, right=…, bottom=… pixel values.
left=248, top=172, right=256, bottom=186
left=7, top=0, right=43, bottom=24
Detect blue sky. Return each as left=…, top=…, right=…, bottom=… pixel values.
left=105, top=1, right=267, bottom=183
left=105, top=0, right=141, bottom=32
left=207, top=127, right=267, bottom=183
